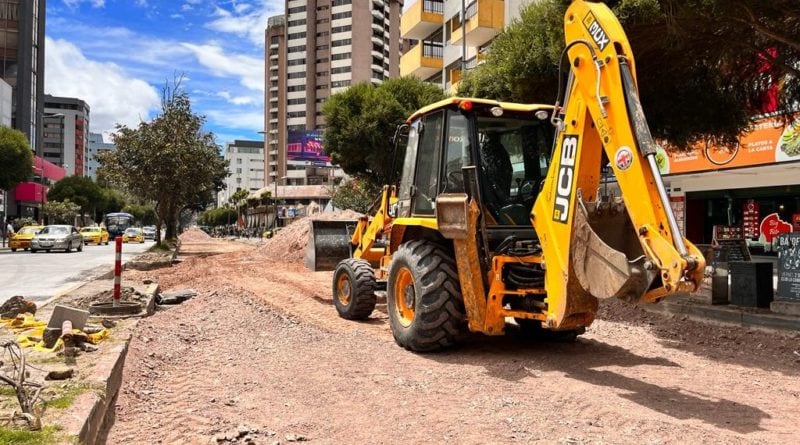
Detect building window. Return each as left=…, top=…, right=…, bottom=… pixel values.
left=288, top=59, right=306, bottom=66
left=288, top=18, right=306, bottom=27
left=316, top=31, right=329, bottom=37
left=237, top=158, right=243, bottom=164
left=288, top=111, right=306, bottom=118
left=288, top=85, right=306, bottom=92
left=332, top=0, right=352, bottom=5
left=316, top=44, right=329, bottom=50
left=288, top=72, right=306, bottom=79
left=332, top=39, right=352, bottom=47
left=317, top=71, right=329, bottom=77
left=236, top=168, right=242, bottom=174
left=332, top=66, right=351, bottom=74
left=288, top=98, right=306, bottom=105
left=316, top=84, right=329, bottom=90
left=331, top=52, right=351, bottom=61
left=288, top=32, right=307, bottom=40
left=332, top=25, right=352, bottom=34
left=316, top=57, right=329, bottom=63
left=288, top=45, right=306, bottom=53
left=317, top=18, right=330, bottom=24
left=288, top=5, right=306, bottom=13
left=332, top=11, right=352, bottom=20
left=331, top=80, right=351, bottom=88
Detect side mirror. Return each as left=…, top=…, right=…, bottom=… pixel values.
left=391, top=123, right=410, bottom=149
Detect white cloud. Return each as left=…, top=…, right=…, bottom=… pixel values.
left=205, top=1, right=283, bottom=46
left=63, top=0, right=105, bottom=7
left=181, top=43, right=264, bottom=92
left=45, top=37, right=161, bottom=135
left=216, top=91, right=257, bottom=105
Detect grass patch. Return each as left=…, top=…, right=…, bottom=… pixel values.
left=0, top=425, right=62, bottom=445
left=42, top=385, right=100, bottom=410
left=0, top=386, right=18, bottom=397
left=147, top=243, right=172, bottom=253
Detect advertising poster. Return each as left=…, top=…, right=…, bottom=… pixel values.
left=659, top=114, right=800, bottom=175
left=287, top=131, right=331, bottom=164
left=777, top=233, right=800, bottom=301
left=742, top=200, right=760, bottom=239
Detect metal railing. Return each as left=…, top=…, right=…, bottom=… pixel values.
left=422, top=41, right=444, bottom=59
left=423, top=0, right=444, bottom=14
left=465, top=1, right=477, bottom=20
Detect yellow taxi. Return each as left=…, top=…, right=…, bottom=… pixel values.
left=10, top=225, right=44, bottom=252
left=122, top=228, right=145, bottom=243
left=79, top=226, right=110, bottom=245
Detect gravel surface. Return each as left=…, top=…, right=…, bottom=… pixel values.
left=107, top=233, right=800, bottom=444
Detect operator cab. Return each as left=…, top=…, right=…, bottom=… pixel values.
left=394, top=98, right=555, bottom=253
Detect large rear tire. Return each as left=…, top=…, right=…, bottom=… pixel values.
left=386, top=240, right=466, bottom=352
left=332, top=258, right=377, bottom=320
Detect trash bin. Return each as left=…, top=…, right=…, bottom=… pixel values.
left=729, top=261, right=773, bottom=308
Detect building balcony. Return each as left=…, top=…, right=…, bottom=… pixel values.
left=449, top=0, right=504, bottom=47
left=400, top=41, right=444, bottom=78
left=270, top=149, right=279, bottom=156
left=449, top=68, right=462, bottom=94
left=401, top=0, right=444, bottom=41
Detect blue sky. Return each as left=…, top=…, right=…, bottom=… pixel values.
left=46, top=0, right=284, bottom=147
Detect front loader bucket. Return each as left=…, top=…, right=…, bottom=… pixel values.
left=568, top=202, right=655, bottom=303
left=304, top=219, right=358, bottom=271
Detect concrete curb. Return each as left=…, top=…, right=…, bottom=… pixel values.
left=643, top=299, right=800, bottom=332
left=57, top=282, right=160, bottom=445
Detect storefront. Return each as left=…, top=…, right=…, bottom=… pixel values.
left=663, top=113, right=800, bottom=256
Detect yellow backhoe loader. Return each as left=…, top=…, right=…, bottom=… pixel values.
left=306, top=0, right=705, bottom=352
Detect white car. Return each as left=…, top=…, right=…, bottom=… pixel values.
left=143, top=226, right=156, bottom=240
left=30, top=225, right=84, bottom=253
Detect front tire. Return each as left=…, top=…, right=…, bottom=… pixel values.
left=332, top=259, right=377, bottom=320
left=386, top=240, right=466, bottom=352
left=11, top=248, right=16, bottom=252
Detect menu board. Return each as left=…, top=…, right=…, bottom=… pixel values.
left=742, top=200, right=760, bottom=239
left=714, top=239, right=751, bottom=263
left=777, top=233, right=800, bottom=301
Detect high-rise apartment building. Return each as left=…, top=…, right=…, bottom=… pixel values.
left=264, top=0, right=402, bottom=188
left=0, top=0, right=46, bottom=149
left=218, top=140, right=266, bottom=207
left=87, top=132, right=115, bottom=181
left=43, top=95, right=90, bottom=177
left=400, top=0, right=516, bottom=92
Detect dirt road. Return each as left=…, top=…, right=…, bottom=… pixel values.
left=106, top=231, right=800, bottom=444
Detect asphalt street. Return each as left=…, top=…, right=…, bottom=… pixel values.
left=0, top=239, right=154, bottom=303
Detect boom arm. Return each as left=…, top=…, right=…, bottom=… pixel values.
left=532, top=0, right=705, bottom=329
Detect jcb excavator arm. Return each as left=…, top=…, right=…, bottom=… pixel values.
left=532, top=0, right=705, bottom=329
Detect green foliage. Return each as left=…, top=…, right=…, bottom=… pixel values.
left=95, top=187, right=127, bottom=221
left=11, top=217, right=37, bottom=230
left=100, top=80, right=229, bottom=240
left=229, top=189, right=249, bottom=206
left=0, top=126, right=33, bottom=191
left=331, top=179, right=380, bottom=214
left=42, top=199, right=81, bottom=224
left=459, top=0, right=800, bottom=147
left=122, top=202, right=157, bottom=225
left=47, top=176, right=104, bottom=217
left=198, top=206, right=238, bottom=226
left=323, top=76, right=447, bottom=186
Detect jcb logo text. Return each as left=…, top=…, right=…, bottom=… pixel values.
left=553, top=135, right=578, bottom=223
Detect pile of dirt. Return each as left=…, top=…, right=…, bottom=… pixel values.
left=179, top=228, right=212, bottom=242
left=253, top=210, right=362, bottom=264
left=60, top=286, right=149, bottom=311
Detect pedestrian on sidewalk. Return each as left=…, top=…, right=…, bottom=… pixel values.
left=3, top=218, right=13, bottom=248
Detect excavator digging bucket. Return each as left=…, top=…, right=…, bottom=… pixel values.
left=568, top=203, right=656, bottom=303
left=304, top=219, right=358, bottom=271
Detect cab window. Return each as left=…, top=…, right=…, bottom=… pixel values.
left=412, top=111, right=444, bottom=215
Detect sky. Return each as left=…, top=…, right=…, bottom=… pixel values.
left=45, top=0, right=285, bottom=147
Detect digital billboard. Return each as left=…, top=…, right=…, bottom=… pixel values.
left=287, top=130, right=331, bottom=163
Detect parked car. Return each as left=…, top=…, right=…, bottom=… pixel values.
left=9, top=225, right=44, bottom=251
left=142, top=226, right=156, bottom=240
left=122, top=227, right=145, bottom=243
left=30, top=225, right=83, bottom=253
left=80, top=226, right=110, bottom=245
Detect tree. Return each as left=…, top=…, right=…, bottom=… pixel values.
left=323, top=76, right=447, bottom=186
left=0, top=126, right=33, bottom=192
left=122, top=202, right=157, bottom=225
left=330, top=179, right=379, bottom=214
left=459, top=0, right=800, bottom=147
left=47, top=175, right=104, bottom=222
left=42, top=199, right=80, bottom=225
left=100, top=80, right=229, bottom=243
